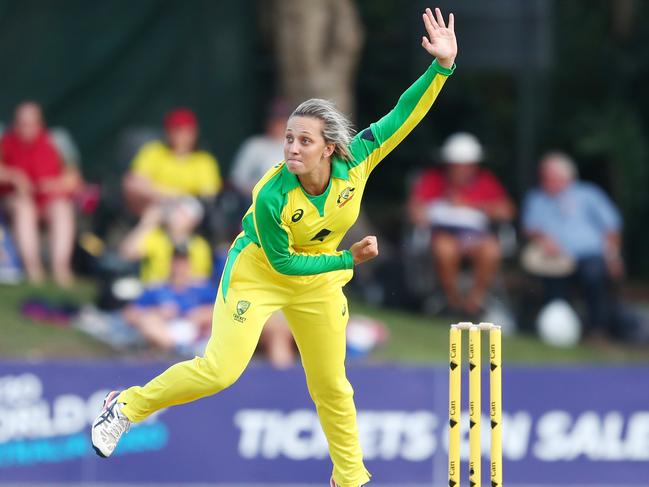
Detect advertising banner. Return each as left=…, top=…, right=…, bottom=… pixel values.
left=0, top=361, right=647, bottom=486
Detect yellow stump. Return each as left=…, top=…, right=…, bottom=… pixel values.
left=468, top=325, right=481, bottom=487
left=490, top=327, right=503, bottom=487
left=448, top=325, right=461, bottom=487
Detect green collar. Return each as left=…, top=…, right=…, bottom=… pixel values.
left=280, top=157, right=349, bottom=194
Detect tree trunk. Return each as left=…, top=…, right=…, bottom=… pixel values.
left=268, top=0, right=364, bottom=118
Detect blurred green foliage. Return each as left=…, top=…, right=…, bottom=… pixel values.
left=354, top=0, right=649, bottom=277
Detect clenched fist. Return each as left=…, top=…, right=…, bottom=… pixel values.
left=350, top=236, right=379, bottom=266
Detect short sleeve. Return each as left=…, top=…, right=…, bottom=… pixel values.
left=194, top=153, right=222, bottom=196
left=479, top=171, right=508, bottom=200
left=584, top=184, right=622, bottom=232
left=410, top=170, right=444, bottom=204
left=130, top=142, right=163, bottom=178
left=521, top=191, right=543, bottom=232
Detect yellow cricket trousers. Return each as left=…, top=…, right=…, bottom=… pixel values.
left=119, top=240, right=371, bottom=487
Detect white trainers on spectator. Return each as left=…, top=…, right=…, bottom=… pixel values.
left=91, top=390, right=131, bottom=458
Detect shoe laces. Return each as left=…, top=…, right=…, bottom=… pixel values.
left=102, top=402, right=131, bottom=441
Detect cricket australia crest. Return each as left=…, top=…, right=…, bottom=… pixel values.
left=234, top=300, right=251, bottom=323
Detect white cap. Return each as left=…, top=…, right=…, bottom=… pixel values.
left=440, top=132, right=483, bottom=164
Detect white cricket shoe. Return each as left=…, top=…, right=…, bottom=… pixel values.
left=91, top=390, right=131, bottom=458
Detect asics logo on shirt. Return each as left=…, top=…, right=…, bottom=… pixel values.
left=291, top=209, right=304, bottom=222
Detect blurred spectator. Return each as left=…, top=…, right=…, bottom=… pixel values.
left=230, top=98, right=290, bottom=197
left=259, top=313, right=297, bottom=369
left=116, top=194, right=296, bottom=367
left=122, top=246, right=216, bottom=353
left=120, top=196, right=212, bottom=285
left=122, top=108, right=222, bottom=215
left=0, top=215, right=22, bottom=283
left=228, top=99, right=297, bottom=368
left=0, top=101, right=82, bottom=286
left=409, top=133, right=515, bottom=316
left=522, top=152, right=623, bottom=341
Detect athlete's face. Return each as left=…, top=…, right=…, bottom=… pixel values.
left=284, top=116, right=335, bottom=175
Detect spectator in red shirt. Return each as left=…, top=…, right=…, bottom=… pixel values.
left=0, top=102, right=81, bottom=285
left=409, top=133, right=515, bottom=316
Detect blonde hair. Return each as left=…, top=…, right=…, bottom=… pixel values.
left=291, top=99, right=355, bottom=161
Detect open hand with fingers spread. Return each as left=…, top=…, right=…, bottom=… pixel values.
left=421, top=7, right=457, bottom=68
left=350, top=236, right=379, bottom=266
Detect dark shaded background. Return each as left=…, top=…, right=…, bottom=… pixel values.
left=1, top=0, right=648, bottom=276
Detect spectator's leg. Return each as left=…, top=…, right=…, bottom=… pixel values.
left=260, top=311, right=296, bottom=369
left=123, top=308, right=175, bottom=350
left=46, top=198, right=75, bottom=286
left=541, top=275, right=570, bottom=303
left=431, top=231, right=462, bottom=308
left=576, top=256, right=611, bottom=336
left=466, top=235, right=502, bottom=314
left=7, top=194, right=44, bottom=283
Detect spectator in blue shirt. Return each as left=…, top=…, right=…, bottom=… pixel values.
left=522, top=151, right=624, bottom=339
left=123, top=244, right=217, bottom=353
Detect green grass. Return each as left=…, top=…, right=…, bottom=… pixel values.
left=0, top=281, right=114, bottom=359
left=351, top=301, right=649, bottom=364
left=1, top=282, right=648, bottom=363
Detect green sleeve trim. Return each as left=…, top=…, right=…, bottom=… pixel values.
left=255, top=176, right=352, bottom=275
left=342, top=250, right=354, bottom=269
left=432, top=59, right=456, bottom=76
left=242, top=211, right=260, bottom=246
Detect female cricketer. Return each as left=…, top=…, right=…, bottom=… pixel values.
left=92, top=7, right=457, bottom=487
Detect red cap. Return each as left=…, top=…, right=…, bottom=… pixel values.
left=164, top=108, right=197, bottom=130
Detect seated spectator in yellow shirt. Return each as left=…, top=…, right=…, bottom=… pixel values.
left=122, top=108, right=222, bottom=215
left=119, top=196, right=212, bottom=285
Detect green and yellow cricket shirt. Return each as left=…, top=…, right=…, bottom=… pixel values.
left=222, top=59, right=454, bottom=296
